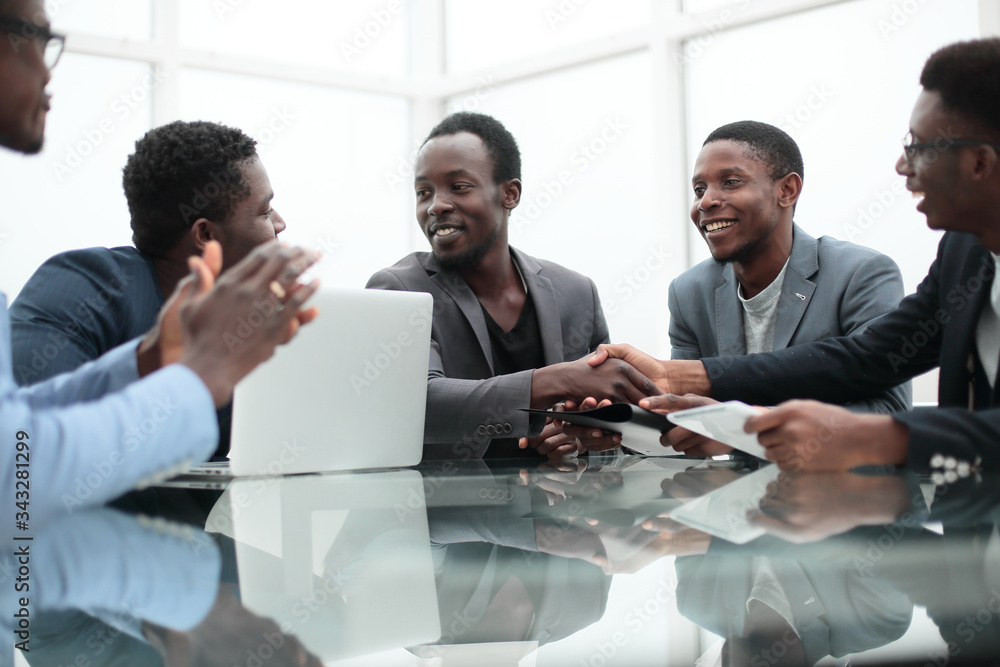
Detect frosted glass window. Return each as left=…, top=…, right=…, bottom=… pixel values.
left=683, top=0, right=808, bottom=16
left=445, top=0, right=651, bottom=73
left=446, top=53, right=668, bottom=357
left=0, top=54, right=153, bottom=295
left=179, top=70, right=411, bottom=289
left=51, top=0, right=152, bottom=41
left=179, top=0, right=409, bottom=77
left=684, top=0, right=980, bottom=295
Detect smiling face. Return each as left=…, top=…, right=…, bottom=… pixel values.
left=414, top=131, right=520, bottom=271
left=690, top=140, right=796, bottom=265
left=0, top=0, right=52, bottom=154
left=895, top=89, right=972, bottom=236
left=210, top=157, right=286, bottom=271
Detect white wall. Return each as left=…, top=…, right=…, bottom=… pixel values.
left=0, top=0, right=984, bottom=403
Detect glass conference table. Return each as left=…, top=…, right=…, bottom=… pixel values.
left=13, top=454, right=1000, bottom=666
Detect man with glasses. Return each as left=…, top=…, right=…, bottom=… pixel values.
left=0, top=0, right=320, bottom=526
left=588, top=38, right=1000, bottom=478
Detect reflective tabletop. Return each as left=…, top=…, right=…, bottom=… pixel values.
left=8, top=454, right=1000, bottom=666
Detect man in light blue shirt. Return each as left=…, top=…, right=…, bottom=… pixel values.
left=0, top=0, right=320, bottom=531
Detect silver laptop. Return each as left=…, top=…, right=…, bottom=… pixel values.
left=221, top=472, right=441, bottom=661
left=219, top=287, right=432, bottom=476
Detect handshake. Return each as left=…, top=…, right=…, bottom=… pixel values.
left=519, top=344, right=909, bottom=473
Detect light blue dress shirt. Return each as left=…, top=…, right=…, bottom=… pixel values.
left=0, top=295, right=218, bottom=533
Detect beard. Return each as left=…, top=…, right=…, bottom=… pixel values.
left=434, top=224, right=502, bottom=271
left=712, top=238, right=759, bottom=266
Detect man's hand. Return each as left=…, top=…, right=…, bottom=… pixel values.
left=137, top=243, right=226, bottom=378
left=639, top=394, right=735, bottom=457
left=749, top=472, right=912, bottom=543
left=143, top=241, right=321, bottom=406
left=587, top=344, right=713, bottom=396
left=558, top=397, right=622, bottom=452
left=530, top=354, right=663, bottom=408
left=659, top=464, right=746, bottom=500
left=518, top=416, right=582, bottom=460
left=745, top=400, right=910, bottom=472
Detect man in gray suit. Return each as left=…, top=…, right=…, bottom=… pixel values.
left=367, top=112, right=659, bottom=461
left=663, top=121, right=910, bottom=455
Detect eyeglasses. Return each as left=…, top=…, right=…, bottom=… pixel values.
left=0, top=15, right=66, bottom=69
left=902, top=131, right=1000, bottom=165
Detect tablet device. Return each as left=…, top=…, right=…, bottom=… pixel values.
left=666, top=401, right=767, bottom=460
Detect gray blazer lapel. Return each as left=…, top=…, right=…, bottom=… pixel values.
left=427, top=257, right=495, bottom=373
left=773, top=224, right=818, bottom=350
left=715, top=268, right=746, bottom=357
left=514, top=248, right=564, bottom=365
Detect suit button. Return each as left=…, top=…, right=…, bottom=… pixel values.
left=503, top=423, right=513, bottom=434
left=944, top=470, right=959, bottom=484
left=477, top=425, right=488, bottom=435
left=944, top=457, right=958, bottom=470
left=930, top=454, right=945, bottom=469
left=486, top=425, right=496, bottom=435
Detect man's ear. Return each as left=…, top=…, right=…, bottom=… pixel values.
left=967, top=144, right=1000, bottom=182
left=190, top=218, right=215, bottom=251
left=501, top=178, right=522, bottom=210
left=776, top=173, right=803, bottom=209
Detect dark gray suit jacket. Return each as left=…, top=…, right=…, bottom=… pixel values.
left=667, top=224, right=911, bottom=413
left=367, top=247, right=609, bottom=460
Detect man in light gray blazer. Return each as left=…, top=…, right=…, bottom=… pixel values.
left=367, top=112, right=659, bottom=461
left=664, top=121, right=910, bottom=454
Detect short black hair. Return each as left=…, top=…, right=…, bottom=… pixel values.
left=422, top=112, right=521, bottom=182
left=122, top=120, right=258, bottom=257
left=703, top=120, right=804, bottom=182
left=921, top=37, right=1000, bottom=137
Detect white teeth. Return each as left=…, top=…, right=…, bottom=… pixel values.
left=911, top=191, right=925, bottom=199
left=434, top=227, right=459, bottom=237
left=704, top=220, right=736, bottom=232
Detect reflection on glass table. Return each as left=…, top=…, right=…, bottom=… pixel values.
left=22, top=454, right=1000, bottom=666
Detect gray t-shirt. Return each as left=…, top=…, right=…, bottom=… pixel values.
left=738, top=260, right=790, bottom=354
